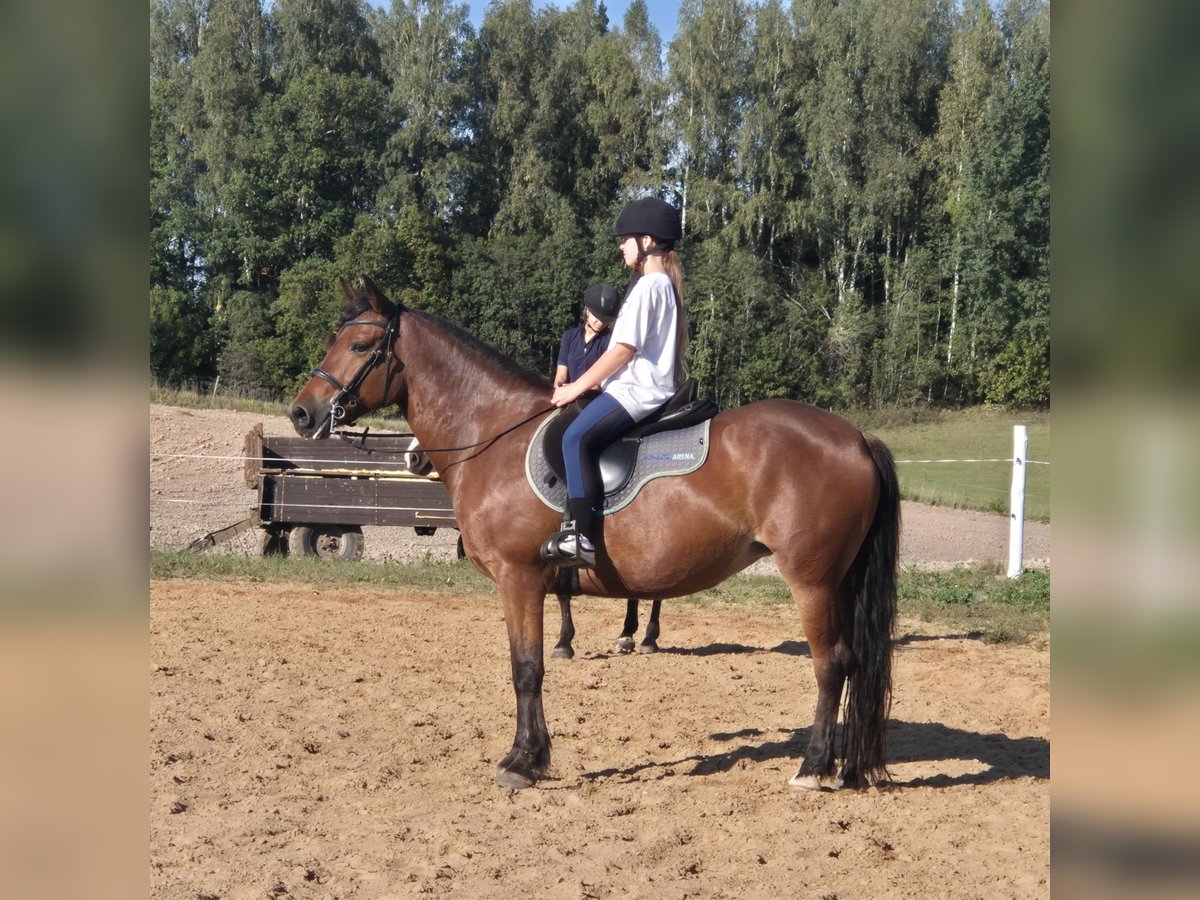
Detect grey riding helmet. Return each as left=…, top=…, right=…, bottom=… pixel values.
left=611, top=197, right=683, bottom=246
left=582, top=282, right=620, bottom=324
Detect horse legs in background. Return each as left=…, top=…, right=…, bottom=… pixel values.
left=551, top=594, right=576, bottom=660
left=615, top=598, right=663, bottom=654
left=553, top=596, right=663, bottom=658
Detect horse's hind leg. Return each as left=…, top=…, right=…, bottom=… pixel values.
left=786, top=583, right=852, bottom=791
left=552, top=594, right=575, bottom=659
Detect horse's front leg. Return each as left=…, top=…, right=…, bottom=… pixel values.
left=495, top=568, right=552, bottom=790
left=639, top=598, right=663, bottom=654
left=615, top=598, right=640, bottom=653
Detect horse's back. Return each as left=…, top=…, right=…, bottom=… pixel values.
left=709, top=398, right=878, bottom=478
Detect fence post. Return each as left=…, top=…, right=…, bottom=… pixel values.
left=1007, top=424, right=1028, bottom=578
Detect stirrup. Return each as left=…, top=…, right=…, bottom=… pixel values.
left=539, top=521, right=595, bottom=568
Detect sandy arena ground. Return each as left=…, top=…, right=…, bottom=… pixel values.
left=150, top=405, right=1049, bottom=898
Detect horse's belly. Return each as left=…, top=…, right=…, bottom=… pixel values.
left=582, top=537, right=765, bottom=599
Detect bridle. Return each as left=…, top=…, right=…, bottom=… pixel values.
left=311, top=311, right=402, bottom=430
left=313, top=305, right=556, bottom=464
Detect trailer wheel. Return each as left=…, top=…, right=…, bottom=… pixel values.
left=257, top=528, right=288, bottom=557
left=414, top=526, right=437, bottom=536
left=287, top=525, right=365, bottom=561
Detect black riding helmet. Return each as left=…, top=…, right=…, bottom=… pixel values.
left=611, top=197, right=683, bottom=246
left=582, top=282, right=620, bottom=324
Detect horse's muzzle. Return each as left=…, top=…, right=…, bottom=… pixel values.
left=289, top=401, right=330, bottom=440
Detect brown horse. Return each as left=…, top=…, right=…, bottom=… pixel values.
left=289, top=278, right=899, bottom=791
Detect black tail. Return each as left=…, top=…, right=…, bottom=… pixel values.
left=841, top=433, right=900, bottom=785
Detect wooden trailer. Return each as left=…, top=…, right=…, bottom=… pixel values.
left=194, top=424, right=459, bottom=560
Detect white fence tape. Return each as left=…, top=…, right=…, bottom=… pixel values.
left=153, top=427, right=1047, bottom=575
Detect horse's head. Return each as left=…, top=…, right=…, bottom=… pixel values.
left=289, top=277, right=407, bottom=439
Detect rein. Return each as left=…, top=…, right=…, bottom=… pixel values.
left=319, top=306, right=556, bottom=461
left=338, top=404, right=557, bottom=457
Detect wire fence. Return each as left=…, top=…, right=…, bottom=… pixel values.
left=149, top=450, right=1050, bottom=515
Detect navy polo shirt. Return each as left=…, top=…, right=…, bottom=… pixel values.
left=556, top=324, right=612, bottom=381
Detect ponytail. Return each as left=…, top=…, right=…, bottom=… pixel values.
left=662, top=249, right=689, bottom=382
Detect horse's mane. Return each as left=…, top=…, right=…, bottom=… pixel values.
left=336, top=294, right=548, bottom=390
left=411, top=309, right=549, bottom=390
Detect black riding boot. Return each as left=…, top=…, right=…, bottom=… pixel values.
left=540, top=498, right=597, bottom=568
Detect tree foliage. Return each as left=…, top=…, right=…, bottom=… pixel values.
left=150, top=0, right=1050, bottom=409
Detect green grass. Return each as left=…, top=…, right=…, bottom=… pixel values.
left=897, top=563, right=1049, bottom=644
left=151, top=549, right=493, bottom=593
left=150, top=383, right=408, bottom=432
left=151, top=551, right=1049, bottom=645
left=854, top=406, right=1050, bottom=521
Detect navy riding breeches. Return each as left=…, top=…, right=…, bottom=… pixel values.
left=562, top=392, right=635, bottom=504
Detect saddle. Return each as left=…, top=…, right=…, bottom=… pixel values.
left=526, top=378, right=719, bottom=515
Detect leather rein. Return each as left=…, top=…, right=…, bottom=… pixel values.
left=316, top=309, right=555, bottom=457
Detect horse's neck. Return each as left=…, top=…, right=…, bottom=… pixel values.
left=399, top=314, right=544, bottom=460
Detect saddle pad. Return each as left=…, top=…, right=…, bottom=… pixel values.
left=525, top=410, right=711, bottom=516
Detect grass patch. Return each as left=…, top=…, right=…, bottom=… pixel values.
left=898, top=563, right=1049, bottom=644
left=150, top=383, right=408, bottom=432
left=150, top=550, right=494, bottom=594
left=152, top=551, right=1049, bottom=644
left=151, top=382, right=287, bottom=417
left=853, top=406, right=1050, bottom=521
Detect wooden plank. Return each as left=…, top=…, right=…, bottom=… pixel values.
left=260, top=432, right=419, bottom=475
left=243, top=423, right=263, bottom=487
left=260, top=474, right=457, bottom=529
left=186, top=514, right=259, bottom=552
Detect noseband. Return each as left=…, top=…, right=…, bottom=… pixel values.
left=311, top=312, right=401, bottom=427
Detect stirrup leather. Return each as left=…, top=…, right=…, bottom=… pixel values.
left=539, top=521, right=595, bottom=568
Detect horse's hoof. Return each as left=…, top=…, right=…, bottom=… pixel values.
left=551, top=646, right=574, bottom=660
left=637, top=642, right=658, bottom=654
left=615, top=636, right=635, bottom=654
left=788, top=771, right=824, bottom=792
left=494, top=767, right=536, bottom=790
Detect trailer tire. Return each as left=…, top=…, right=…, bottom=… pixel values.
left=257, top=528, right=288, bottom=557
left=287, top=525, right=365, bottom=561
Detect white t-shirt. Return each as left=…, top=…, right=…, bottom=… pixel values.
left=603, top=271, right=679, bottom=420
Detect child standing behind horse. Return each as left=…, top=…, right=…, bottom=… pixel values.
left=554, top=282, right=620, bottom=394
left=543, top=197, right=687, bottom=569
left=551, top=280, right=665, bottom=653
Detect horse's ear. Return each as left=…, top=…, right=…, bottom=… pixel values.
left=340, top=278, right=357, bottom=302
left=361, top=275, right=400, bottom=317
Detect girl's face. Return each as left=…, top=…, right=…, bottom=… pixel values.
left=583, top=309, right=607, bottom=332
left=619, top=234, right=642, bottom=269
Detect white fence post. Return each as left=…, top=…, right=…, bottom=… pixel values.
left=1007, top=424, right=1028, bottom=578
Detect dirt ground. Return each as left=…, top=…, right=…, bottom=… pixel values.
left=150, top=404, right=1050, bottom=898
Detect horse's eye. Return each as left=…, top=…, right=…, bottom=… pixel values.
left=351, top=341, right=371, bottom=353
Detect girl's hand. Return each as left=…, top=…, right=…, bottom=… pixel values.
left=552, top=382, right=585, bottom=407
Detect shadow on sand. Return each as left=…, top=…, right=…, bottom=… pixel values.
left=580, top=719, right=1048, bottom=789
